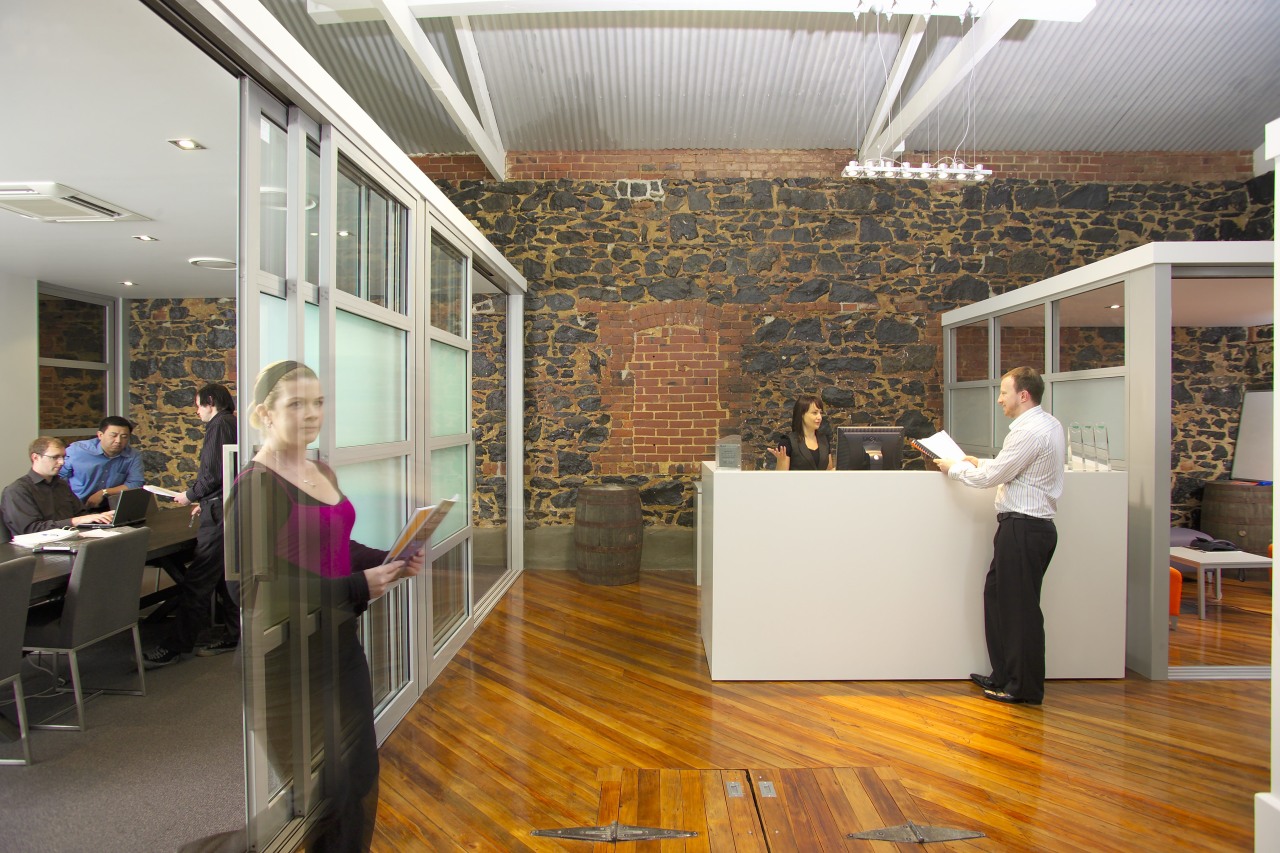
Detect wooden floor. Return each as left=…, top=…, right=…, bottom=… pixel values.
left=1170, top=576, right=1272, bottom=667
left=375, top=570, right=1270, bottom=851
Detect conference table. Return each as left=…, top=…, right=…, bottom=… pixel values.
left=1, top=496, right=198, bottom=606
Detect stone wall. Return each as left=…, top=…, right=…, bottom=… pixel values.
left=1171, top=324, right=1274, bottom=528
left=128, top=298, right=237, bottom=491
left=440, top=172, right=1273, bottom=532
left=472, top=293, right=508, bottom=527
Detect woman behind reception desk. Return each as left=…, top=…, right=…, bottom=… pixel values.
left=767, top=395, right=834, bottom=471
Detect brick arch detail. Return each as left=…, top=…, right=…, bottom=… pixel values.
left=585, top=300, right=751, bottom=475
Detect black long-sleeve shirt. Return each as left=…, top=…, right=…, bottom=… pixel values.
left=1, top=470, right=87, bottom=535
left=186, top=410, right=237, bottom=504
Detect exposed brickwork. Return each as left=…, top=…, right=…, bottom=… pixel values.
left=1171, top=324, right=1273, bottom=528
left=128, top=299, right=238, bottom=491
left=441, top=172, right=1272, bottom=531
left=414, top=149, right=1260, bottom=185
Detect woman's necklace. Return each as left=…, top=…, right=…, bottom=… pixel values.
left=272, top=450, right=317, bottom=486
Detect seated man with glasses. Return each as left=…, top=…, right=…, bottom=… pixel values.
left=0, top=437, right=113, bottom=536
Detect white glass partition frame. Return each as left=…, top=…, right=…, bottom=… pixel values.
left=946, top=285, right=1131, bottom=459
left=320, top=133, right=421, bottom=741
left=946, top=316, right=997, bottom=456
left=422, top=217, right=477, bottom=684
left=239, top=85, right=425, bottom=851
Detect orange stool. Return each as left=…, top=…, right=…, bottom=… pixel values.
left=1168, top=566, right=1183, bottom=629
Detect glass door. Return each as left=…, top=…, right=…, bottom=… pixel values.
left=236, top=80, right=420, bottom=852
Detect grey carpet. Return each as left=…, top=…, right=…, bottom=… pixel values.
left=0, top=624, right=244, bottom=853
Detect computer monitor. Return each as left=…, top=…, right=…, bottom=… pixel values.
left=836, top=426, right=905, bottom=471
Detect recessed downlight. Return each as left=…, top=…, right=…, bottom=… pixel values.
left=133, top=234, right=159, bottom=242
left=121, top=281, right=138, bottom=287
left=189, top=257, right=236, bottom=271
left=169, top=138, right=206, bottom=151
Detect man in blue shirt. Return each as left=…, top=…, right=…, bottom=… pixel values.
left=60, top=416, right=145, bottom=508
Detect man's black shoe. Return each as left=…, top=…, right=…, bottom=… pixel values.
left=969, top=673, right=999, bottom=690
left=982, top=688, right=1041, bottom=706
left=143, top=646, right=181, bottom=669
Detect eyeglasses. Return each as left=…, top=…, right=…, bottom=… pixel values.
left=39, top=454, right=67, bottom=461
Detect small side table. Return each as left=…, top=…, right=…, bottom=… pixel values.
left=1169, top=547, right=1272, bottom=620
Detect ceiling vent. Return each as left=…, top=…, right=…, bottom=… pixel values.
left=0, top=182, right=149, bottom=223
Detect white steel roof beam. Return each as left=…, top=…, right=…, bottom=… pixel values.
left=865, top=0, right=1024, bottom=160
left=309, top=1, right=1096, bottom=24
left=452, top=15, right=503, bottom=150
left=858, top=14, right=926, bottom=161
left=367, top=0, right=507, bottom=178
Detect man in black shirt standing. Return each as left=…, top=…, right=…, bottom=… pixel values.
left=1, top=437, right=112, bottom=536
left=144, top=385, right=239, bottom=667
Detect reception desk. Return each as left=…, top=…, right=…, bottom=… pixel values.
left=699, top=463, right=1127, bottom=681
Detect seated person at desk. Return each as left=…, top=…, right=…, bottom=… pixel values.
left=60, top=415, right=144, bottom=509
left=0, top=437, right=113, bottom=535
left=767, top=395, right=834, bottom=471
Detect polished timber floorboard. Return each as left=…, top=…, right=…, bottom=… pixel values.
left=1169, top=576, right=1271, bottom=667
left=374, top=570, right=1270, bottom=852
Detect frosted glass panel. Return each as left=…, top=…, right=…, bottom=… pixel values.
left=430, top=340, right=468, bottom=437
left=333, top=456, right=407, bottom=549
left=257, top=294, right=321, bottom=376
left=336, top=310, right=407, bottom=447
left=1050, top=376, right=1126, bottom=462
left=950, top=387, right=992, bottom=447
left=431, top=445, right=468, bottom=544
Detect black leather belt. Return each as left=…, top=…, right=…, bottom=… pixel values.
left=997, top=511, right=1041, bottom=522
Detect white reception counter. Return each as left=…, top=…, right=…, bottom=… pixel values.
left=699, top=463, right=1128, bottom=681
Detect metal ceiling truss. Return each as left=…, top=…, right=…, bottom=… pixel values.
left=308, top=0, right=1095, bottom=176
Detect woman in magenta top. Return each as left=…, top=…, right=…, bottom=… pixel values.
left=230, top=360, right=423, bottom=852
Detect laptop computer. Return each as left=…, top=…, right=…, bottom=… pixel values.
left=77, top=487, right=151, bottom=529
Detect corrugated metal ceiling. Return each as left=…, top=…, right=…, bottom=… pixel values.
left=259, top=0, right=1280, bottom=159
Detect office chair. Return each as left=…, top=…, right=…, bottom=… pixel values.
left=24, top=527, right=151, bottom=731
left=0, top=556, right=36, bottom=764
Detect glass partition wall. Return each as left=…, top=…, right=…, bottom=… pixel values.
left=237, top=81, right=524, bottom=852
left=945, top=284, right=1127, bottom=463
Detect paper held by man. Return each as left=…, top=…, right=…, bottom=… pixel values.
left=386, top=496, right=458, bottom=563
left=910, top=430, right=976, bottom=473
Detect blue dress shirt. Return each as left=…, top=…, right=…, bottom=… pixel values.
left=60, top=438, right=145, bottom=500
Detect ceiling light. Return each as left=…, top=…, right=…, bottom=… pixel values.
left=1110, top=304, right=1121, bottom=309
left=169, top=138, right=206, bottom=151
left=121, top=281, right=138, bottom=287
left=133, top=234, right=159, bottom=241
left=337, top=230, right=351, bottom=237
left=842, top=157, right=991, bottom=182
left=189, top=257, right=236, bottom=271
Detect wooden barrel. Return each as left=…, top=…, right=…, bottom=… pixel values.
left=1199, top=480, right=1272, bottom=555
left=574, top=485, right=643, bottom=585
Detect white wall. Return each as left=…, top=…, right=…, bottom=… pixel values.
left=0, top=274, right=38, bottom=484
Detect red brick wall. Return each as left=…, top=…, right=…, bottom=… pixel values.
left=414, top=149, right=1258, bottom=184
left=590, top=300, right=747, bottom=477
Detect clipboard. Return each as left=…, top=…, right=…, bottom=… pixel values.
left=386, top=496, right=457, bottom=563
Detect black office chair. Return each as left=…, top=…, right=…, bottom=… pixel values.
left=23, top=527, right=151, bottom=731
left=0, top=556, right=36, bottom=764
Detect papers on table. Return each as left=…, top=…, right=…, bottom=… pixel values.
left=10, top=528, right=78, bottom=548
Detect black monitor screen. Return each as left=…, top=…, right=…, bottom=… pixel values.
left=836, top=426, right=905, bottom=471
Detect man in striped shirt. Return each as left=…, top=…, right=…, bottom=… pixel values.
left=936, top=367, right=1065, bottom=706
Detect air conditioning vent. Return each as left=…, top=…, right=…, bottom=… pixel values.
left=0, top=182, right=148, bottom=222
